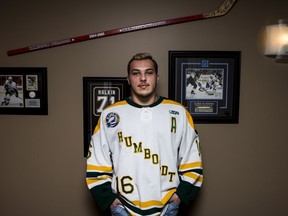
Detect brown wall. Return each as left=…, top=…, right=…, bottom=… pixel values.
left=1, top=0, right=288, bottom=215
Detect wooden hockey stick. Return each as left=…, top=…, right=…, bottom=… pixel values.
left=7, top=0, right=237, bottom=56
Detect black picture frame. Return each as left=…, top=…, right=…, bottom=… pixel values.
left=169, top=51, right=241, bottom=124
left=83, top=77, right=130, bottom=157
left=0, top=67, right=48, bottom=115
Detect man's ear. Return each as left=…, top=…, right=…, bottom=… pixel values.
left=127, top=76, right=130, bottom=85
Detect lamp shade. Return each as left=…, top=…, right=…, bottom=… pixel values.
left=265, top=19, right=288, bottom=62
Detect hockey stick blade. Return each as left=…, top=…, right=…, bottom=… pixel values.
left=7, top=0, right=237, bottom=56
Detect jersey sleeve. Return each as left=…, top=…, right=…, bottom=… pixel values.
left=86, top=116, right=117, bottom=211
left=176, top=109, right=203, bottom=205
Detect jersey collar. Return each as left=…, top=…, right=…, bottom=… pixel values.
left=126, top=96, right=164, bottom=108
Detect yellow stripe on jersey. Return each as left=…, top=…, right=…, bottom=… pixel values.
left=161, top=188, right=177, bottom=204
left=130, top=189, right=176, bottom=208
left=86, top=175, right=112, bottom=185
left=93, top=118, right=101, bottom=134
left=185, top=109, right=195, bottom=128
left=179, top=162, right=202, bottom=171
left=183, top=172, right=204, bottom=182
left=87, top=164, right=113, bottom=172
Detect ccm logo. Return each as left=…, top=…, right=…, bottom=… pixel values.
left=169, top=110, right=179, bottom=115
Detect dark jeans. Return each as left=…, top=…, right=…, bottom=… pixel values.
left=110, top=202, right=179, bottom=216
left=110, top=205, right=130, bottom=216
left=164, top=202, right=179, bottom=216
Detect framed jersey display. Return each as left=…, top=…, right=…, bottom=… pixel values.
left=0, top=67, right=48, bottom=115
left=83, top=77, right=130, bottom=157
left=169, top=51, right=241, bottom=124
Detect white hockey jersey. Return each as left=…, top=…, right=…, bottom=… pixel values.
left=86, top=97, right=203, bottom=215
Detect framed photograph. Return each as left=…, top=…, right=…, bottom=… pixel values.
left=83, top=77, right=130, bottom=157
left=0, top=67, right=48, bottom=115
left=169, top=51, right=241, bottom=123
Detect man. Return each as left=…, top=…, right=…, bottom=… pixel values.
left=86, top=53, right=203, bottom=216
left=1, top=76, right=19, bottom=106
left=186, top=71, right=198, bottom=95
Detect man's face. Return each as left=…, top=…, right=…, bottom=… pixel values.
left=127, top=59, right=159, bottom=100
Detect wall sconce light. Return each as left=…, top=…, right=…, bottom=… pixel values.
left=265, top=19, right=288, bottom=63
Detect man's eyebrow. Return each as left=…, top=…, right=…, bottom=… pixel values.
left=146, top=68, right=155, bottom=71
left=130, top=68, right=155, bottom=72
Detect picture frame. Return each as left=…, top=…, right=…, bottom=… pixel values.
left=0, top=67, right=48, bottom=115
left=169, top=51, right=241, bottom=123
left=83, top=77, right=130, bottom=157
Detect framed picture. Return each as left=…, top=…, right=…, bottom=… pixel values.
left=83, top=77, right=130, bottom=157
left=0, top=67, right=48, bottom=115
left=169, top=51, right=241, bottom=123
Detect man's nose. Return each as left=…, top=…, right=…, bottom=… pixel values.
left=140, top=73, right=147, bottom=81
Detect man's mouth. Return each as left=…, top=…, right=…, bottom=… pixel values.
left=138, top=83, right=149, bottom=89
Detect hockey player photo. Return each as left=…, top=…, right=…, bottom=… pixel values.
left=0, top=75, right=23, bottom=107
left=186, top=71, right=198, bottom=96
left=185, top=69, right=223, bottom=100
left=26, top=75, right=38, bottom=91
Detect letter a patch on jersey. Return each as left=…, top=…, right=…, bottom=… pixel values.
left=171, top=117, right=176, bottom=133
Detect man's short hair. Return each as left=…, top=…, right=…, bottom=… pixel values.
left=127, top=53, right=158, bottom=74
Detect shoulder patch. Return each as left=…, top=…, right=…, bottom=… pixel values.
left=105, top=112, right=120, bottom=128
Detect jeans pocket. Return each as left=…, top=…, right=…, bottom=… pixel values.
left=110, top=205, right=130, bottom=216
left=164, top=202, right=179, bottom=216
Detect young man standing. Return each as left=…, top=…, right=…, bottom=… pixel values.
left=86, top=53, right=203, bottom=216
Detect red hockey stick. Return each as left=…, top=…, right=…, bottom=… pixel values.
left=7, top=0, right=237, bottom=56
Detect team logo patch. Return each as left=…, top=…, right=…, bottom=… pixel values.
left=169, top=110, right=179, bottom=115
left=105, top=112, right=120, bottom=128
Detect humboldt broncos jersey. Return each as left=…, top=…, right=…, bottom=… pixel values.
left=86, top=97, right=203, bottom=215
